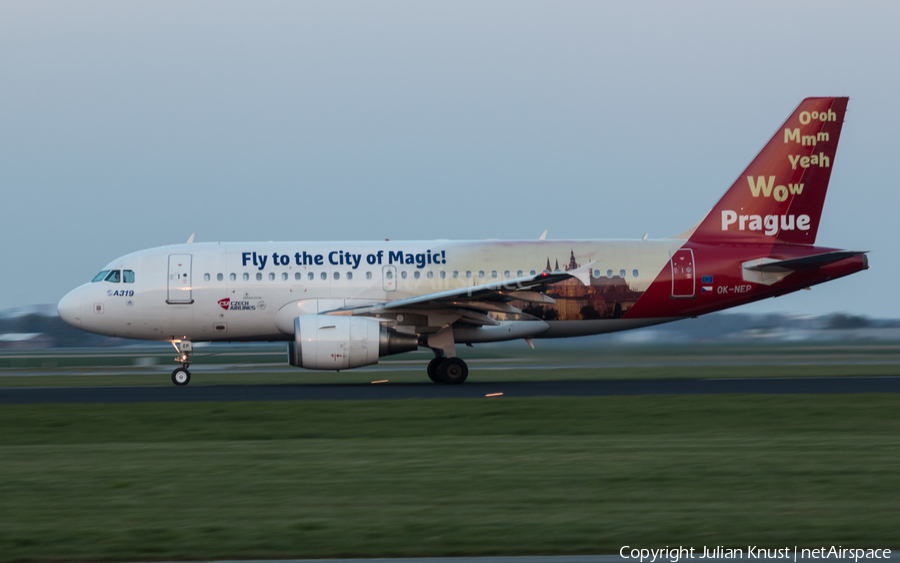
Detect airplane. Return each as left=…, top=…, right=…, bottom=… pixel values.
left=57, top=97, right=868, bottom=386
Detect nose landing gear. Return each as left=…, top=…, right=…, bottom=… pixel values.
left=171, top=340, right=192, bottom=386
left=171, top=367, right=191, bottom=386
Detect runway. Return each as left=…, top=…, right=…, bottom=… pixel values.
left=1, top=376, right=899, bottom=404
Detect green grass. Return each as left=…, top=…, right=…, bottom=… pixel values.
left=1, top=395, right=899, bottom=561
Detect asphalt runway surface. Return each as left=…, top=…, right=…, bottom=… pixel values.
left=1, top=376, right=899, bottom=404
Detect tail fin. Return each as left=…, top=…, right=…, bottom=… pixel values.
left=689, top=97, right=848, bottom=246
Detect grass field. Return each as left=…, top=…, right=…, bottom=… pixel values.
left=1, top=395, right=899, bottom=561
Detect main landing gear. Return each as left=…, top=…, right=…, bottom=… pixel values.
left=171, top=340, right=192, bottom=386
left=427, top=356, right=469, bottom=384
left=425, top=326, right=468, bottom=384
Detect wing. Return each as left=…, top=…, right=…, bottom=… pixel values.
left=328, top=262, right=595, bottom=326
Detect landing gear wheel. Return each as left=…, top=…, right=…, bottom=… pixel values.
left=438, top=357, right=468, bottom=384
left=427, top=357, right=444, bottom=383
left=172, top=367, right=191, bottom=386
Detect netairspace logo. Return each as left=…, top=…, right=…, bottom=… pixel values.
left=619, top=546, right=891, bottom=563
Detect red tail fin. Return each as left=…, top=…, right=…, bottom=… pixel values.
left=689, top=97, right=848, bottom=246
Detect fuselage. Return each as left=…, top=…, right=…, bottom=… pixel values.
left=57, top=238, right=866, bottom=344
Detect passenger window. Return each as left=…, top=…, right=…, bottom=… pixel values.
left=123, top=270, right=135, bottom=283
left=366, top=271, right=372, bottom=280
left=308, top=272, right=314, bottom=280
left=414, top=271, right=420, bottom=279
left=243, top=273, right=249, bottom=281
left=607, top=269, right=613, bottom=278
left=295, top=272, right=301, bottom=280
left=594, top=269, right=600, bottom=278
left=347, top=272, right=353, bottom=280
left=465, top=271, right=472, bottom=279
left=105, top=270, right=121, bottom=283
left=529, top=270, right=536, bottom=276
left=203, top=273, right=210, bottom=281
left=217, top=273, right=223, bottom=282
left=453, top=271, right=459, bottom=279
left=633, top=269, right=639, bottom=278
left=386, top=271, right=393, bottom=279
left=440, top=271, right=446, bottom=279
left=517, top=270, right=523, bottom=277
left=230, top=273, right=236, bottom=281
left=281, top=272, right=287, bottom=281
left=401, top=271, right=407, bottom=279
left=92, top=270, right=110, bottom=283
left=503, top=270, right=510, bottom=278
left=478, top=271, right=485, bottom=278
left=256, top=273, right=263, bottom=281
left=334, top=272, right=340, bottom=280
left=320, top=272, right=327, bottom=280
left=620, top=269, right=626, bottom=278
left=426, top=271, right=433, bottom=279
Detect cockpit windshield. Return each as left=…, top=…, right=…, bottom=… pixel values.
left=91, top=269, right=135, bottom=283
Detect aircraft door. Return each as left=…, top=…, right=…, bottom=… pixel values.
left=670, top=248, right=695, bottom=299
left=167, top=254, right=194, bottom=304
left=382, top=265, right=397, bottom=292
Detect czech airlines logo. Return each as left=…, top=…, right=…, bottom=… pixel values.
left=218, top=298, right=257, bottom=311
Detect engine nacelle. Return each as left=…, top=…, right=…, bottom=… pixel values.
left=287, top=315, right=419, bottom=370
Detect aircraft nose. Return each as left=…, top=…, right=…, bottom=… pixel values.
left=58, top=288, right=83, bottom=328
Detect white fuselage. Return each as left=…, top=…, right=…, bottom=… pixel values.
left=58, top=239, right=681, bottom=343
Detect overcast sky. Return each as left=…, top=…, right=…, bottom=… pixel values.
left=1, top=1, right=897, bottom=317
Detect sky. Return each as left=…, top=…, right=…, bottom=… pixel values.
left=0, top=1, right=897, bottom=317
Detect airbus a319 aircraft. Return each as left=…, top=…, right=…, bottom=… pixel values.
left=58, top=97, right=867, bottom=385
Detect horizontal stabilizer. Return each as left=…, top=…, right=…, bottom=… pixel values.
left=742, top=250, right=867, bottom=286
left=743, top=251, right=867, bottom=272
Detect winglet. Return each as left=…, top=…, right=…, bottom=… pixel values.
left=538, top=230, right=548, bottom=241
left=186, top=233, right=195, bottom=244
left=567, top=261, right=596, bottom=286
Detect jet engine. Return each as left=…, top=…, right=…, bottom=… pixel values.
left=287, top=315, right=419, bottom=370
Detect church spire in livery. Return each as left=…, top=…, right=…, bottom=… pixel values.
left=566, top=249, right=579, bottom=271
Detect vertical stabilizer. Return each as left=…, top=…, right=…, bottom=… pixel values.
left=690, top=97, right=848, bottom=246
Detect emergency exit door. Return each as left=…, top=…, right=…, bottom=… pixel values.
left=670, top=248, right=695, bottom=298
left=167, top=254, right=194, bottom=304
